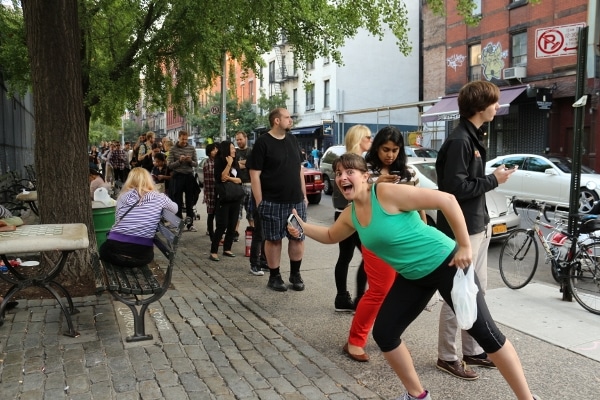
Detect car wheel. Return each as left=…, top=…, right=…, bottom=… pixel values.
left=323, top=177, right=332, bottom=195
left=578, top=188, right=599, bottom=213
left=307, top=193, right=321, bottom=204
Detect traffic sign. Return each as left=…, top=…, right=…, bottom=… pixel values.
left=535, top=23, right=586, bottom=59
left=210, top=106, right=220, bottom=115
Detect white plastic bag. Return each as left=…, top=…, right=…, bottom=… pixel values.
left=450, top=266, right=479, bottom=330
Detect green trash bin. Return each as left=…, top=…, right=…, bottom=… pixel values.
left=92, top=201, right=116, bottom=249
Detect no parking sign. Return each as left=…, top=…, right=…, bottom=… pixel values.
left=535, top=23, right=586, bottom=59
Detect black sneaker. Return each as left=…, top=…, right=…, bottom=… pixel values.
left=289, top=273, right=305, bottom=291
left=250, top=265, right=265, bottom=276
left=267, top=274, right=287, bottom=291
left=233, top=231, right=240, bottom=242
left=334, top=292, right=354, bottom=312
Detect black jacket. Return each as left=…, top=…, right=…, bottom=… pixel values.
left=435, top=118, right=498, bottom=238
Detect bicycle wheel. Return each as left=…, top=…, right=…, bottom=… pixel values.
left=569, top=239, right=600, bottom=315
left=499, top=228, right=539, bottom=289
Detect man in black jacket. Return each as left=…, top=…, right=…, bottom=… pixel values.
left=435, top=81, right=517, bottom=380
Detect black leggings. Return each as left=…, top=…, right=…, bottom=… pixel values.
left=373, top=253, right=505, bottom=354
left=99, top=239, right=153, bottom=268
left=334, top=211, right=367, bottom=296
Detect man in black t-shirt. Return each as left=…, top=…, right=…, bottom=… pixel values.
left=248, top=108, right=308, bottom=292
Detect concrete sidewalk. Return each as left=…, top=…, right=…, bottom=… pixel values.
left=0, top=209, right=598, bottom=399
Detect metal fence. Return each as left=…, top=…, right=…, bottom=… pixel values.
left=0, top=77, right=35, bottom=178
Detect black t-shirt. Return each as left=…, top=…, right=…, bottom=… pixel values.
left=248, top=133, right=303, bottom=203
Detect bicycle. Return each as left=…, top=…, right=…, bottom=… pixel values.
left=498, top=199, right=600, bottom=315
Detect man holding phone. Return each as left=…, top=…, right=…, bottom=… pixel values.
left=435, top=81, right=517, bottom=380
left=167, top=130, right=198, bottom=231
left=249, top=108, right=308, bottom=292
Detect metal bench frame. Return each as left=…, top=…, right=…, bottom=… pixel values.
left=96, top=209, right=185, bottom=342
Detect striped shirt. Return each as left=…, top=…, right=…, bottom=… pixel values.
left=109, top=189, right=178, bottom=242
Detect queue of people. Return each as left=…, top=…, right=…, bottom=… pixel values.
left=90, top=92, right=540, bottom=399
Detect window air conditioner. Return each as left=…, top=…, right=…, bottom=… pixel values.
left=503, top=66, right=526, bottom=80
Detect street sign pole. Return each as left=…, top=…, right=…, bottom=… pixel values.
left=565, top=26, right=589, bottom=301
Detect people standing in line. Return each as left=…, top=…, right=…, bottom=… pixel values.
left=101, top=142, right=114, bottom=183
left=130, top=134, right=146, bottom=169
left=287, top=152, right=539, bottom=400
left=89, top=145, right=101, bottom=170
left=138, top=131, right=156, bottom=172
left=435, top=81, right=517, bottom=381
left=331, top=125, right=372, bottom=312
left=343, top=126, right=428, bottom=362
left=248, top=108, right=307, bottom=292
left=123, top=141, right=132, bottom=181
left=99, top=167, right=178, bottom=268
left=110, top=142, right=128, bottom=183
left=203, top=143, right=218, bottom=240
left=311, top=146, right=320, bottom=169
left=234, top=131, right=254, bottom=241
left=167, top=130, right=198, bottom=231
left=151, top=152, right=171, bottom=194
left=89, top=164, right=111, bottom=199
left=209, top=141, right=242, bottom=261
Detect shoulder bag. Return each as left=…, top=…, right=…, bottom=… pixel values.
left=216, top=181, right=244, bottom=203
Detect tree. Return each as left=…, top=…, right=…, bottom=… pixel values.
left=194, top=93, right=258, bottom=142
left=255, top=90, right=289, bottom=128
left=21, top=0, right=91, bottom=281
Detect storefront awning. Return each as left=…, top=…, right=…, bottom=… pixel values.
left=291, top=125, right=322, bottom=135
left=421, top=85, right=528, bottom=123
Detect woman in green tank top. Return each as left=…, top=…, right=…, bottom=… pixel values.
left=287, top=153, right=538, bottom=400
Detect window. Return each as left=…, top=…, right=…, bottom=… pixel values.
left=269, top=61, right=275, bottom=83
left=293, top=89, right=298, bottom=114
left=305, top=87, right=315, bottom=111
left=248, top=80, right=254, bottom=103
left=472, top=0, right=481, bottom=15
left=306, top=60, right=315, bottom=70
left=469, top=44, right=481, bottom=81
left=511, top=32, right=528, bottom=67
left=323, top=80, right=330, bottom=108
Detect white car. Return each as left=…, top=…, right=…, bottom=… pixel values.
left=404, top=146, right=438, bottom=158
left=485, top=154, right=600, bottom=213
left=408, top=158, right=521, bottom=241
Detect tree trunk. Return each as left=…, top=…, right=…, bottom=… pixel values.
left=22, top=0, right=96, bottom=282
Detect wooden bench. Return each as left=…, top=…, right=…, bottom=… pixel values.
left=96, top=209, right=185, bottom=342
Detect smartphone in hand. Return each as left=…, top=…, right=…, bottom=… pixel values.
left=287, top=214, right=304, bottom=237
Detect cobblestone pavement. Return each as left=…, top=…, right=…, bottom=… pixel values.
left=0, top=234, right=381, bottom=400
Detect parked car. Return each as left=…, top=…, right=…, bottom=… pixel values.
left=320, top=145, right=346, bottom=195
left=303, top=167, right=325, bottom=204
left=405, top=146, right=438, bottom=158
left=485, top=154, right=600, bottom=213
left=408, top=158, right=521, bottom=241
left=197, top=158, right=324, bottom=204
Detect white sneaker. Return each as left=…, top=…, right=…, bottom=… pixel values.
left=396, top=391, right=431, bottom=400
left=250, top=265, right=264, bottom=276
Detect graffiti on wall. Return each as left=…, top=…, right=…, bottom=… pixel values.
left=446, top=54, right=467, bottom=71
left=481, top=42, right=508, bottom=81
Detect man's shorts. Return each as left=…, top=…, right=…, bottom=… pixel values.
left=257, top=200, right=307, bottom=241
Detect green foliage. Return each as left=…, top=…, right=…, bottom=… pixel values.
left=193, top=93, right=258, bottom=142
left=88, top=120, right=119, bottom=145
left=1, top=0, right=509, bottom=127
left=256, top=90, right=289, bottom=128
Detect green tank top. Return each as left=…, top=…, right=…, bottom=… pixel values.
left=351, top=184, right=456, bottom=280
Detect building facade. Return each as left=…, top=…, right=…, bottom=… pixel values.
left=421, top=0, right=600, bottom=170
left=260, top=1, right=423, bottom=152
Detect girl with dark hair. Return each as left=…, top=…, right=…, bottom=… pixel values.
left=209, top=141, right=242, bottom=261
left=203, top=143, right=218, bottom=240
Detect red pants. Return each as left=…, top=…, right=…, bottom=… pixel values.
left=348, top=245, right=397, bottom=347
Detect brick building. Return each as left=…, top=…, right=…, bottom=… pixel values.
left=422, top=0, right=599, bottom=171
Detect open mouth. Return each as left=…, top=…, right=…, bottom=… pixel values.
left=341, top=182, right=353, bottom=195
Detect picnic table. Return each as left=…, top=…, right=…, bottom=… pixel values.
left=0, top=223, right=89, bottom=337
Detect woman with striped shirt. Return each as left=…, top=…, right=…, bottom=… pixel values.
left=99, top=168, right=178, bottom=268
